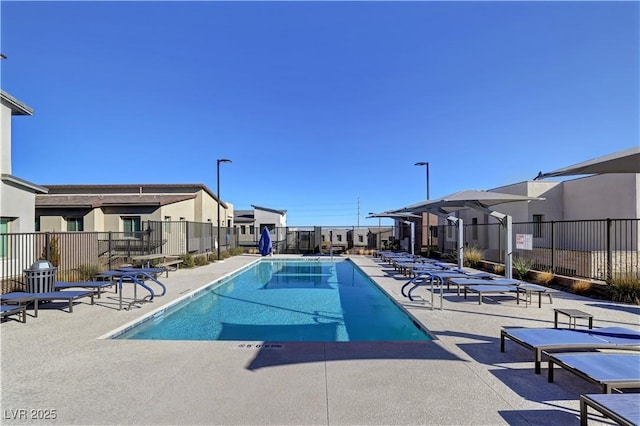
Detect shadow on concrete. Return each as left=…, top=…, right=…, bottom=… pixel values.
left=499, top=408, right=579, bottom=425
left=245, top=341, right=463, bottom=371
left=587, top=302, right=640, bottom=316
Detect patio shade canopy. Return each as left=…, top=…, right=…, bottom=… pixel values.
left=534, top=146, right=640, bottom=180
left=391, top=190, right=545, bottom=279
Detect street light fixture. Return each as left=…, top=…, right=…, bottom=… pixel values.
left=414, top=161, right=431, bottom=249
left=217, top=158, right=232, bottom=261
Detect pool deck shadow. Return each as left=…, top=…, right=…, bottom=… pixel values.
left=2, top=254, right=638, bottom=425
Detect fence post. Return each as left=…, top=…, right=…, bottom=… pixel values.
left=108, top=231, right=113, bottom=270
left=551, top=221, right=556, bottom=274
left=606, top=218, right=612, bottom=283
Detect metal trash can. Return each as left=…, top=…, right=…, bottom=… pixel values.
left=24, top=260, right=57, bottom=293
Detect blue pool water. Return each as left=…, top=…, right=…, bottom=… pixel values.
left=114, top=259, right=431, bottom=342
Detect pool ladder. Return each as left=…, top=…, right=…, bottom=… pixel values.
left=118, top=272, right=167, bottom=311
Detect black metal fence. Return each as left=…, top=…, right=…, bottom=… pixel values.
left=1, top=219, right=637, bottom=292
left=438, top=218, right=639, bottom=281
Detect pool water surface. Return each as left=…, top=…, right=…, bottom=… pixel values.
left=113, top=259, right=431, bottom=342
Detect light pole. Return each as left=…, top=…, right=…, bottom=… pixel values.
left=414, top=161, right=431, bottom=249
left=368, top=212, right=382, bottom=249
left=217, top=158, right=232, bottom=260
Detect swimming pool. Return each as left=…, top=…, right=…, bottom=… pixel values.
left=112, top=259, right=431, bottom=342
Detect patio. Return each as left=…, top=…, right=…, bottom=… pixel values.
left=1, top=254, right=638, bottom=425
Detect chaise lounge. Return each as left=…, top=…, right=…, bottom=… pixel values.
left=500, top=326, right=640, bottom=373
left=0, top=290, right=95, bottom=315
left=1, top=304, right=27, bottom=323
left=546, top=351, right=640, bottom=393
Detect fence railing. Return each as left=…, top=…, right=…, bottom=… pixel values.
left=2, top=219, right=637, bottom=292
left=438, top=218, right=639, bottom=281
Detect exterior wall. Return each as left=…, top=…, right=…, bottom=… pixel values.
left=563, top=173, right=639, bottom=220
left=0, top=183, right=37, bottom=233
left=1, top=104, right=11, bottom=173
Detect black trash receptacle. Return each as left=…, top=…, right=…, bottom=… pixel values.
left=24, top=260, right=57, bottom=293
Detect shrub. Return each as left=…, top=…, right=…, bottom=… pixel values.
left=513, top=257, right=534, bottom=280
left=180, top=254, right=195, bottom=268
left=194, top=255, right=209, bottom=266
left=571, top=280, right=592, bottom=294
left=534, top=270, right=554, bottom=285
left=229, top=247, right=244, bottom=256
left=41, top=236, right=60, bottom=266
left=76, top=264, right=100, bottom=281
left=493, top=264, right=505, bottom=275
left=221, top=251, right=231, bottom=259
left=463, top=246, right=484, bottom=267
left=609, top=273, right=640, bottom=305
left=208, top=253, right=217, bottom=262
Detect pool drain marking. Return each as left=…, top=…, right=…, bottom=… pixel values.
left=234, top=343, right=284, bottom=350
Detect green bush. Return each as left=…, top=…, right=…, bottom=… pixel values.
left=180, top=254, right=195, bottom=268
left=229, top=247, right=244, bottom=256
left=513, top=256, right=534, bottom=280
left=609, top=273, right=640, bottom=305
left=208, top=253, right=217, bottom=262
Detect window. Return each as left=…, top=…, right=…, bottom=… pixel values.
left=122, top=216, right=141, bottom=237
left=249, top=226, right=255, bottom=235
left=240, top=225, right=246, bottom=235
left=0, top=218, right=9, bottom=258
left=337, top=234, right=342, bottom=242
left=472, top=218, right=478, bottom=240
left=358, top=235, right=364, bottom=243
left=533, top=214, right=544, bottom=238
left=66, top=217, right=84, bottom=232
left=35, top=217, right=40, bottom=232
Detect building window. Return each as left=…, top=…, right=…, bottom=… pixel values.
left=240, top=225, right=246, bottom=235
left=0, top=218, right=9, bottom=258
left=66, top=217, right=84, bottom=232
left=249, top=226, right=255, bottom=235
left=358, top=235, right=364, bottom=243
left=122, top=216, right=141, bottom=237
left=472, top=218, right=478, bottom=240
left=533, top=214, right=544, bottom=238
left=337, top=234, right=342, bottom=242
left=35, top=217, right=40, bottom=232
left=322, top=235, right=326, bottom=242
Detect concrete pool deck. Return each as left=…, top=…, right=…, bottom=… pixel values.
left=1, top=254, right=638, bottom=425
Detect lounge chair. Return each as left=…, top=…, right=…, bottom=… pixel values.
left=546, top=352, right=640, bottom=393
left=500, top=326, right=640, bottom=373
left=54, top=280, right=117, bottom=298
left=464, top=283, right=552, bottom=308
left=1, top=304, right=27, bottom=323
left=580, top=393, right=640, bottom=426
left=449, top=277, right=520, bottom=296
left=0, top=291, right=94, bottom=315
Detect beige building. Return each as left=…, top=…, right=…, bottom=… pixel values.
left=1, top=90, right=48, bottom=235
left=35, top=184, right=233, bottom=233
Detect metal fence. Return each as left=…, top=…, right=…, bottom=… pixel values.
left=1, top=219, right=638, bottom=293
left=438, top=218, right=639, bottom=281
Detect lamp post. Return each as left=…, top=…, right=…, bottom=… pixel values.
left=217, top=158, right=232, bottom=261
left=368, top=212, right=382, bottom=249
left=414, top=161, right=431, bottom=249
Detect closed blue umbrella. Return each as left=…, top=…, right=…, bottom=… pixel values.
left=258, top=226, right=273, bottom=256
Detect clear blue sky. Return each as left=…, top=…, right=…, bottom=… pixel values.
left=2, top=1, right=638, bottom=226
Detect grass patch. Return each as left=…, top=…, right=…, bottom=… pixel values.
left=571, top=280, right=592, bottom=294
left=534, top=270, right=554, bottom=285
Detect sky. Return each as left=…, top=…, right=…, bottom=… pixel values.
left=1, top=1, right=638, bottom=227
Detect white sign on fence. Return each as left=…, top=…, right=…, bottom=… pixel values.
left=516, top=234, right=533, bottom=250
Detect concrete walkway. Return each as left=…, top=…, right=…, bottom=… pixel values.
left=1, top=254, right=638, bottom=425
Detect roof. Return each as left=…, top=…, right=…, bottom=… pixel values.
left=1, top=90, right=34, bottom=115
left=251, top=204, right=287, bottom=215
left=1, top=174, right=48, bottom=194
left=39, top=183, right=228, bottom=207
left=35, top=194, right=196, bottom=209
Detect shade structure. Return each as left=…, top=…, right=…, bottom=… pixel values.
left=258, top=226, right=272, bottom=256
left=367, top=212, right=421, bottom=255
left=392, top=190, right=545, bottom=278
left=534, top=146, right=640, bottom=180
